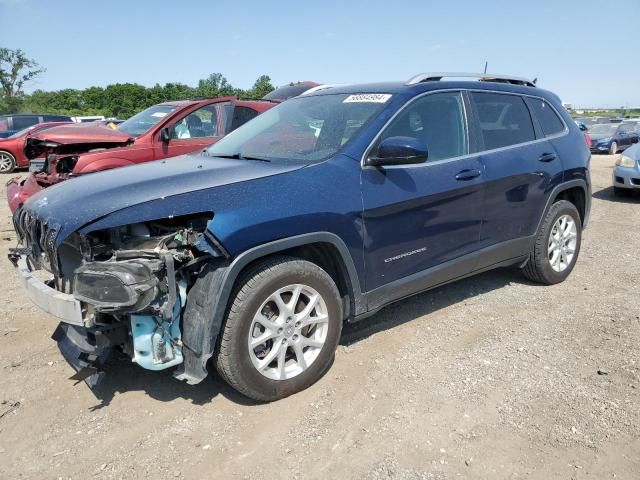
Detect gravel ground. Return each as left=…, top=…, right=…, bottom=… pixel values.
left=0, top=154, right=638, bottom=479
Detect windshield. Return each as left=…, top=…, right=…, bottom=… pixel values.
left=589, top=124, right=617, bottom=135
left=206, top=93, right=389, bottom=163
left=117, top=104, right=178, bottom=136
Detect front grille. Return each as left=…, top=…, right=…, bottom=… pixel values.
left=631, top=178, right=640, bottom=186
left=13, top=206, right=58, bottom=273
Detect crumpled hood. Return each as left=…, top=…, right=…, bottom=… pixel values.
left=21, top=153, right=303, bottom=245
left=24, top=124, right=134, bottom=159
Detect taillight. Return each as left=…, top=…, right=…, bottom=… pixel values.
left=584, top=133, right=591, bottom=145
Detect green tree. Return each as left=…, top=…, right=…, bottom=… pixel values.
left=14, top=71, right=277, bottom=118
left=0, top=47, right=45, bottom=114
left=246, top=75, right=274, bottom=99
left=195, top=73, right=235, bottom=98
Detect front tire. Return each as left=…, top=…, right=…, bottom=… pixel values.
left=521, top=200, right=582, bottom=285
left=0, top=151, right=16, bottom=173
left=609, top=142, right=618, bottom=155
left=215, top=256, right=343, bottom=402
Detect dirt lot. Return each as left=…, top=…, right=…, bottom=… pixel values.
left=0, top=154, right=638, bottom=480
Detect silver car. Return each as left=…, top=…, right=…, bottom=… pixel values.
left=613, top=142, right=640, bottom=196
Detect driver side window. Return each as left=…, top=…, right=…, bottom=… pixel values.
left=377, top=92, right=467, bottom=162
left=170, top=104, right=222, bottom=139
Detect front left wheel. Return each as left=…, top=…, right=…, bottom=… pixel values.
left=0, top=151, right=16, bottom=173
left=215, top=256, right=343, bottom=402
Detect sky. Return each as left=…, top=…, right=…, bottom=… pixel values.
left=1, top=0, right=639, bottom=108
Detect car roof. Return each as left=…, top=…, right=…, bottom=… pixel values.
left=304, top=78, right=558, bottom=102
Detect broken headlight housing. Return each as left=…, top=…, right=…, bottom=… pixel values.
left=73, top=260, right=158, bottom=311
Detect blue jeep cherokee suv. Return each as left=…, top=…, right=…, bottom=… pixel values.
left=9, top=73, right=591, bottom=401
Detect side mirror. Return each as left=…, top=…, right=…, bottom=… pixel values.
left=160, top=127, right=171, bottom=142
left=366, top=136, right=428, bottom=167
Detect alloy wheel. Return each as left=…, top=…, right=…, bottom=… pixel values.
left=548, top=214, right=577, bottom=272
left=248, top=284, right=329, bottom=381
left=0, top=152, right=15, bottom=173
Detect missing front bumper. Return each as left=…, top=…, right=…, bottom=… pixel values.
left=13, top=257, right=85, bottom=326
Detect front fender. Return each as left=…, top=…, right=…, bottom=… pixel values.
left=176, top=232, right=363, bottom=385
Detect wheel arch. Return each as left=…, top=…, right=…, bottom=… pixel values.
left=177, top=232, right=364, bottom=385
left=223, top=233, right=364, bottom=320
left=537, top=179, right=590, bottom=233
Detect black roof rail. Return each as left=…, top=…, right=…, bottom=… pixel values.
left=406, top=72, right=536, bottom=87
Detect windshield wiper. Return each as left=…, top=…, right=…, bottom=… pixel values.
left=208, top=152, right=271, bottom=162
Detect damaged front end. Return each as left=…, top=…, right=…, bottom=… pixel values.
left=10, top=209, right=227, bottom=388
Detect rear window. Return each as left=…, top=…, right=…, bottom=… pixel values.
left=525, top=98, right=565, bottom=136
left=262, top=83, right=316, bottom=101
left=471, top=92, right=535, bottom=150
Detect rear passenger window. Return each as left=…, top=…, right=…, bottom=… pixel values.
left=377, top=91, right=467, bottom=162
left=471, top=92, right=535, bottom=150
left=525, top=98, right=565, bottom=136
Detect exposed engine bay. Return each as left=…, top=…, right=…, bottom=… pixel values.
left=10, top=211, right=225, bottom=387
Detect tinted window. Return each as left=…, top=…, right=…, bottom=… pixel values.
left=43, top=115, right=71, bottom=122
left=378, top=92, right=467, bottom=161
left=230, top=106, right=259, bottom=132
left=525, top=98, right=565, bottom=136
left=472, top=92, right=535, bottom=149
left=262, top=82, right=317, bottom=101
left=12, top=115, right=40, bottom=130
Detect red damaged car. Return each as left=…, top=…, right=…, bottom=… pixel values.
left=0, top=122, right=73, bottom=173
left=6, top=97, right=276, bottom=212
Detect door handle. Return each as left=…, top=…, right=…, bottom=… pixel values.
left=538, top=152, right=557, bottom=162
left=455, top=169, right=481, bottom=181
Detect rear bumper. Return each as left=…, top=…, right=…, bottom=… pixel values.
left=13, top=257, right=85, bottom=326
left=6, top=174, right=44, bottom=213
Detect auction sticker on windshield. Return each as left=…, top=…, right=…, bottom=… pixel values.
left=343, top=94, right=392, bottom=103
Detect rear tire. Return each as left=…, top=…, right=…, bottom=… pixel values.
left=0, top=151, right=16, bottom=173
left=609, top=142, right=618, bottom=155
left=521, top=200, right=582, bottom=285
left=215, top=256, right=343, bottom=402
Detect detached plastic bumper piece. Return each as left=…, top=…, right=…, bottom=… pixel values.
left=52, top=322, right=127, bottom=388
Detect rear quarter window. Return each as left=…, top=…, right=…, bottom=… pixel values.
left=471, top=92, right=535, bottom=150
left=525, top=97, right=565, bottom=136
